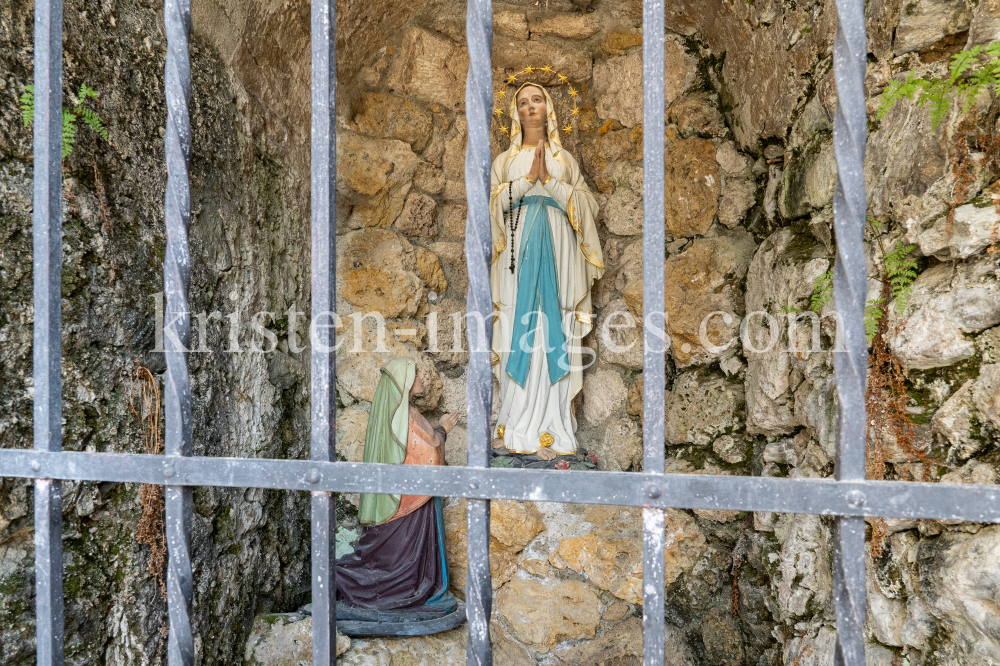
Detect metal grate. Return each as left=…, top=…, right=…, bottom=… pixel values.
left=6, top=0, right=1000, bottom=664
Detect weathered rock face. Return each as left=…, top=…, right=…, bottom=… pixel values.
left=5, top=0, right=1000, bottom=664
left=666, top=371, right=745, bottom=447
left=245, top=613, right=350, bottom=664
left=495, top=577, right=602, bottom=652
left=557, top=507, right=702, bottom=600
left=0, top=0, right=336, bottom=661
left=886, top=255, right=1000, bottom=370
left=744, top=228, right=830, bottom=436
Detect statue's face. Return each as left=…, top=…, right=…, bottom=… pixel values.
left=409, top=371, right=425, bottom=398
left=516, top=86, right=547, bottom=131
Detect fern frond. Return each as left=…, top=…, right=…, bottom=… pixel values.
left=810, top=270, right=834, bottom=313
left=877, top=72, right=922, bottom=120
left=884, top=243, right=919, bottom=316
left=79, top=107, right=109, bottom=142
left=20, top=87, right=34, bottom=127
left=78, top=84, right=98, bottom=101
left=865, top=299, right=883, bottom=344
left=950, top=46, right=982, bottom=82
left=62, top=110, right=77, bottom=159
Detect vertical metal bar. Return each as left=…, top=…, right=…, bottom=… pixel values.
left=464, top=0, right=493, bottom=661
left=830, top=0, right=868, bottom=663
left=32, top=0, right=65, bottom=663
left=641, top=0, right=666, bottom=663
left=310, top=0, right=338, bottom=661
left=163, top=0, right=194, bottom=663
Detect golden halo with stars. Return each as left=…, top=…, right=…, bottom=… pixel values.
left=492, top=66, right=581, bottom=138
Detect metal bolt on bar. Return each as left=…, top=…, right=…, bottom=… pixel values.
left=310, top=0, right=339, bottom=661
left=464, top=0, right=495, bottom=661
left=32, top=0, right=65, bottom=663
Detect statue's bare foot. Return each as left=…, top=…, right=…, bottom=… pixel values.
left=536, top=448, right=557, bottom=461
left=491, top=438, right=507, bottom=449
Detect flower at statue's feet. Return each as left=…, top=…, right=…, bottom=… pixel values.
left=586, top=454, right=598, bottom=466
left=554, top=459, right=571, bottom=470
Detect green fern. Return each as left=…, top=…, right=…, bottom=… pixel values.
left=61, top=111, right=77, bottom=158
left=865, top=299, right=883, bottom=344
left=884, top=243, right=919, bottom=316
left=18, top=82, right=107, bottom=158
left=78, top=106, right=108, bottom=142
left=876, top=45, right=1000, bottom=131
left=810, top=270, right=834, bottom=312
left=19, top=84, right=34, bottom=126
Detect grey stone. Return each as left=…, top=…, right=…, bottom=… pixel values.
left=583, top=369, right=628, bottom=426
left=933, top=364, right=1000, bottom=458
left=782, top=625, right=837, bottom=666
left=744, top=229, right=831, bottom=435
left=712, top=435, right=745, bottom=464
left=717, top=178, right=756, bottom=228
left=979, top=325, right=1000, bottom=363
left=764, top=164, right=782, bottom=220
left=244, top=614, right=350, bottom=664
left=793, top=373, right=837, bottom=457
left=904, top=200, right=1000, bottom=261
left=593, top=299, right=643, bottom=370
left=788, top=96, right=832, bottom=152
left=594, top=417, right=643, bottom=472
left=395, top=192, right=439, bottom=238
left=602, top=182, right=643, bottom=236
left=865, top=644, right=901, bottom=666
left=867, top=565, right=906, bottom=647
left=775, top=514, right=832, bottom=619
left=778, top=140, right=837, bottom=219
left=916, top=525, right=1000, bottom=663
left=714, top=141, right=751, bottom=178
left=591, top=43, right=696, bottom=129
left=763, top=437, right=800, bottom=466
left=266, top=350, right=305, bottom=390
left=665, top=371, right=744, bottom=447
left=894, top=0, right=973, bottom=54
left=967, top=0, right=1000, bottom=47
left=886, top=256, right=1000, bottom=370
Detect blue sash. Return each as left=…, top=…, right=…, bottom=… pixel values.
left=506, top=195, right=569, bottom=387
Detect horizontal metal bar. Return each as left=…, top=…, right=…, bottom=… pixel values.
left=2, top=449, right=998, bottom=522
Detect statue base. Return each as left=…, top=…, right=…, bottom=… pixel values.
left=490, top=445, right=598, bottom=470
left=301, top=600, right=466, bottom=637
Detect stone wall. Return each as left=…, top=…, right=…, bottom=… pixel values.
left=1, top=0, right=999, bottom=665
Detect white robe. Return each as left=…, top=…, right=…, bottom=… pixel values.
left=492, top=148, right=586, bottom=455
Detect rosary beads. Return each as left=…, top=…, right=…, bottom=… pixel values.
left=506, top=180, right=522, bottom=274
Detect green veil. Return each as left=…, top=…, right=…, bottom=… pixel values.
left=358, top=357, right=416, bottom=526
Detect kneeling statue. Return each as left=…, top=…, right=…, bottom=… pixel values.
left=336, top=357, right=460, bottom=629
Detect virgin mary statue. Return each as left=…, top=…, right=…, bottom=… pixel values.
left=489, top=81, right=604, bottom=461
